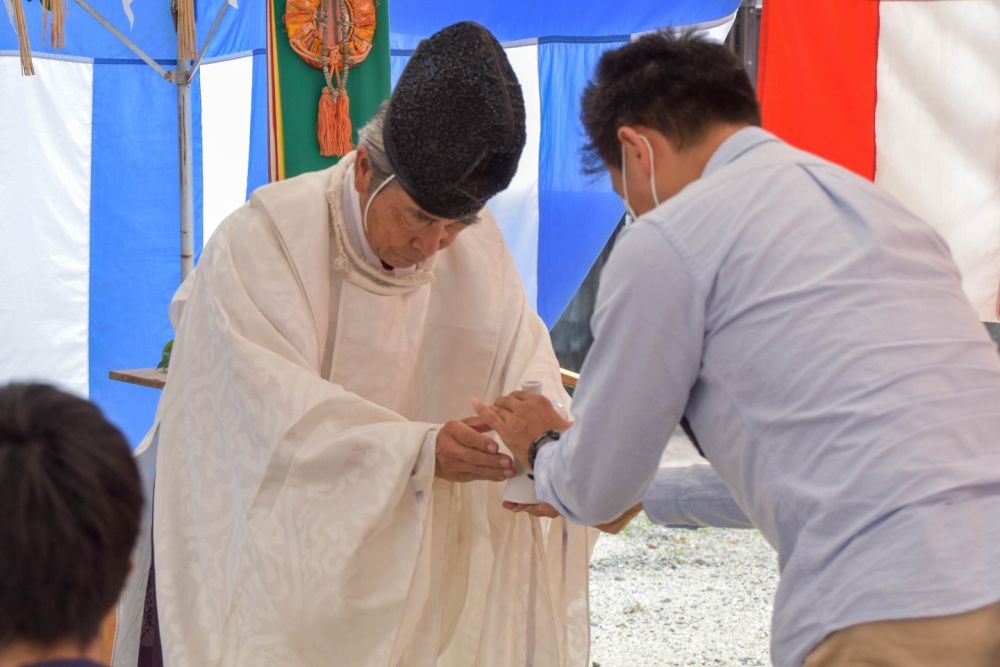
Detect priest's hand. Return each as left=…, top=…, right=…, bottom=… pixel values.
left=502, top=501, right=561, bottom=519
left=435, top=418, right=516, bottom=483
left=471, top=392, right=571, bottom=468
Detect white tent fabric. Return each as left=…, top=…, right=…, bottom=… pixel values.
left=1, top=55, right=93, bottom=396
left=486, top=42, right=542, bottom=308
left=876, top=1, right=1000, bottom=322
left=201, top=55, right=255, bottom=243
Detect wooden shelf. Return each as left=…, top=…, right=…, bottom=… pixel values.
left=108, top=368, right=167, bottom=390
left=560, top=368, right=579, bottom=389
left=110, top=367, right=578, bottom=392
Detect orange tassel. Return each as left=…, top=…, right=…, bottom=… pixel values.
left=334, top=87, right=352, bottom=154
left=11, top=0, right=34, bottom=75
left=317, top=86, right=353, bottom=157
left=317, top=86, right=337, bottom=156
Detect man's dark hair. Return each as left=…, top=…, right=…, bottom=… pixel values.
left=581, top=30, right=760, bottom=173
left=0, top=383, right=143, bottom=651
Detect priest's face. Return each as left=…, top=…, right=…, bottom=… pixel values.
left=355, top=147, right=471, bottom=269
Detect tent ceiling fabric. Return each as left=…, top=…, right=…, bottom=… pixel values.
left=0, top=0, right=261, bottom=60
left=389, top=0, right=741, bottom=45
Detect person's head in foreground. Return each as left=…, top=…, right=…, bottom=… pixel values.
left=582, top=30, right=760, bottom=217
left=352, top=20, right=525, bottom=269
left=0, top=383, right=143, bottom=667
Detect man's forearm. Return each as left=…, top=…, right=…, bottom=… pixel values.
left=531, top=223, right=706, bottom=526
left=643, top=464, right=753, bottom=529
left=532, top=436, right=653, bottom=525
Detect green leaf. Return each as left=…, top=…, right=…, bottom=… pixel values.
left=157, top=339, right=174, bottom=371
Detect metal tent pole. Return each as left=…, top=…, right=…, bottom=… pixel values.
left=70, top=0, right=230, bottom=283
left=177, top=54, right=195, bottom=281
left=72, top=0, right=172, bottom=79
left=725, top=0, right=762, bottom=89
left=177, top=0, right=228, bottom=282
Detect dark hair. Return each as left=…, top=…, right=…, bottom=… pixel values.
left=581, top=30, right=760, bottom=173
left=0, top=383, right=143, bottom=651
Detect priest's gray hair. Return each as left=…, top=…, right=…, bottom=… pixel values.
left=357, top=101, right=394, bottom=192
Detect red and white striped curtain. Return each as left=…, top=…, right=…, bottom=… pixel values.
left=758, top=0, right=1000, bottom=322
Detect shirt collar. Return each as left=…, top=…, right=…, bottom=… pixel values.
left=341, top=163, right=418, bottom=277
left=702, top=125, right=779, bottom=178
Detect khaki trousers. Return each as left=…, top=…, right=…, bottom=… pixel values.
left=803, top=600, right=1000, bottom=667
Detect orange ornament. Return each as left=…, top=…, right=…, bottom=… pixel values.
left=284, top=0, right=377, bottom=156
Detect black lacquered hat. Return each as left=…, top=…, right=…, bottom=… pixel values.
left=383, top=21, right=526, bottom=219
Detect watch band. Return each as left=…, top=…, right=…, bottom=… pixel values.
left=527, top=429, right=562, bottom=477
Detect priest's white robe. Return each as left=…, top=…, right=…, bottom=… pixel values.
left=112, top=153, right=595, bottom=666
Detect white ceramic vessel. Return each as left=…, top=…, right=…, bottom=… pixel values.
left=502, top=381, right=544, bottom=504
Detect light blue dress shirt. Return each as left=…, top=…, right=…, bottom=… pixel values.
left=643, top=463, right=753, bottom=529
left=533, top=127, right=1000, bottom=666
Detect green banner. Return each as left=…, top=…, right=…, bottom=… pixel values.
left=271, top=0, right=391, bottom=178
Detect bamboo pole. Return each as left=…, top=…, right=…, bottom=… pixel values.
left=10, top=0, right=34, bottom=75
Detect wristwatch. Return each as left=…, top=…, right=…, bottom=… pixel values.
left=527, top=429, right=562, bottom=478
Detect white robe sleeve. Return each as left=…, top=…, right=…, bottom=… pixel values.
left=148, top=203, right=440, bottom=667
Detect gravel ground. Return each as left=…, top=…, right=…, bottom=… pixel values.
left=589, top=518, right=778, bottom=666
left=588, top=436, right=780, bottom=666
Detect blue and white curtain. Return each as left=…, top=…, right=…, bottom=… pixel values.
left=1, top=0, right=267, bottom=442
left=0, top=0, right=737, bottom=444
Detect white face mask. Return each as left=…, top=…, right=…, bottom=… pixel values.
left=363, top=173, right=396, bottom=236
left=620, top=134, right=660, bottom=220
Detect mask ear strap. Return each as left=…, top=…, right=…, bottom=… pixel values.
left=638, top=135, right=660, bottom=208
left=363, top=174, right=397, bottom=236
left=621, top=143, right=637, bottom=220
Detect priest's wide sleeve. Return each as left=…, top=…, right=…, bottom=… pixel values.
left=491, top=244, right=572, bottom=411
left=150, top=203, right=437, bottom=667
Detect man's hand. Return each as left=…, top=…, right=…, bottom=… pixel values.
left=501, top=501, right=644, bottom=534
left=471, top=391, right=571, bottom=467
left=435, top=418, right=515, bottom=483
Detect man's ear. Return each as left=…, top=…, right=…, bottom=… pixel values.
left=354, top=145, right=372, bottom=196
left=616, top=126, right=652, bottom=178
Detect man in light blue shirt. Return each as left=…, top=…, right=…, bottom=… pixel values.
left=475, top=32, right=1000, bottom=666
